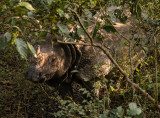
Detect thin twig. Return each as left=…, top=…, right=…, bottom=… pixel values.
left=154, top=35, right=158, bottom=104
left=72, top=10, right=94, bottom=45
left=67, top=5, right=160, bottom=110
left=57, top=39, right=160, bottom=110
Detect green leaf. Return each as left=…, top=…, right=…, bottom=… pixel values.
left=108, top=12, right=117, bottom=22
left=82, top=89, right=88, bottom=95
left=27, top=42, right=37, bottom=58
left=129, top=102, right=138, bottom=109
left=114, top=9, right=127, bottom=23
left=127, top=103, right=142, bottom=116
left=117, top=106, right=124, bottom=118
left=11, top=26, right=23, bottom=34
left=18, top=2, right=35, bottom=11
left=99, top=111, right=109, bottom=118
left=84, top=10, right=92, bottom=19
left=39, top=32, right=47, bottom=39
left=142, top=12, right=148, bottom=19
left=0, top=32, right=11, bottom=50
left=47, top=0, right=54, bottom=5
left=27, top=11, right=35, bottom=17
left=92, top=25, right=99, bottom=38
left=102, top=25, right=116, bottom=33
left=4, top=32, right=11, bottom=42
left=77, top=27, right=86, bottom=37
left=127, top=108, right=142, bottom=116
left=136, top=4, right=142, bottom=19
left=57, top=24, right=70, bottom=35
left=57, top=9, right=64, bottom=17
left=11, top=18, right=17, bottom=25
left=0, top=34, right=7, bottom=50
left=15, top=38, right=28, bottom=59
left=110, top=86, right=115, bottom=91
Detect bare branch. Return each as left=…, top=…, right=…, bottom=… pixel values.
left=154, top=35, right=158, bottom=104
left=72, top=10, right=94, bottom=45
left=65, top=5, right=160, bottom=110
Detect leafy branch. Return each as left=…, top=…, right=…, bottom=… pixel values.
left=58, top=9, right=160, bottom=111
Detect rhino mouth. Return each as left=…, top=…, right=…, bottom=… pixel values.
left=39, top=73, right=52, bottom=82
left=25, top=69, right=52, bottom=83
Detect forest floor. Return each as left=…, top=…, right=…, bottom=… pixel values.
left=0, top=52, right=159, bottom=118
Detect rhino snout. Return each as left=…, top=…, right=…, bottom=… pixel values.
left=25, top=67, right=45, bottom=83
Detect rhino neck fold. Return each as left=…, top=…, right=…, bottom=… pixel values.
left=57, top=44, right=72, bottom=78
left=66, top=45, right=82, bottom=80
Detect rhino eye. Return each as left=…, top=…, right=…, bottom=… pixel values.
left=51, top=58, right=55, bottom=62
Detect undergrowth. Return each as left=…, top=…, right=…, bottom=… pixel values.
left=0, top=49, right=160, bottom=118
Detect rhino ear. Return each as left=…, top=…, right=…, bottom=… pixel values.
left=45, top=33, right=54, bottom=43
left=45, top=33, right=63, bottom=43
left=37, top=45, right=41, bottom=55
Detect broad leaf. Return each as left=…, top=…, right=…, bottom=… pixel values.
left=108, top=6, right=117, bottom=12
left=99, top=111, right=109, bottom=118
left=127, top=103, right=142, bottom=116
left=127, top=108, right=142, bottom=116
left=0, top=32, right=11, bottom=49
left=18, top=2, right=35, bottom=11
left=47, top=0, right=54, bottom=5
left=117, top=106, right=124, bottom=118
left=27, top=11, right=35, bottom=17
left=84, top=10, right=92, bottom=19
left=102, top=25, right=116, bottom=33
left=0, top=34, right=7, bottom=50
left=114, top=9, right=127, bottom=23
left=142, top=12, right=148, bottom=19
left=15, top=38, right=28, bottom=59
left=92, top=25, right=99, bottom=38
left=39, top=32, right=47, bottom=39
left=12, top=26, right=23, bottom=34
left=129, top=102, right=138, bottom=109
left=57, top=9, right=64, bottom=17
left=4, top=32, right=11, bottom=42
left=27, top=42, right=37, bottom=58
left=57, top=24, right=70, bottom=35
left=77, top=28, right=86, bottom=37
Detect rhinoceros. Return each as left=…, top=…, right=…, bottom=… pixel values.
left=25, top=34, right=112, bottom=92
left=25, top=19, right=147, bottom=97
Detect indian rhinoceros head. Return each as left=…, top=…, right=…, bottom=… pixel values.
left=25, top=41, right=73, bottom=83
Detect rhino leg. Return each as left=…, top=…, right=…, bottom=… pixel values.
left=58, top=82, right=73, bottom=99
left=72, top=72, right=93, bottom=91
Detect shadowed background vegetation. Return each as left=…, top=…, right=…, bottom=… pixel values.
left=0, top=0, right=160, bottom=117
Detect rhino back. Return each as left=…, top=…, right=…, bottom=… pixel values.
left=77, top=45, right=112, bottom=81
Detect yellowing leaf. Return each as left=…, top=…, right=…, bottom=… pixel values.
left=19, top=2, right=35, bottom=11
left=136, top=68, right=140, bottom=72
left=120, top=89, right=124, bottom=94
left=110, top=86, right=115, bottom=91
left=27, top=42, right=37, bottom=58
left=138, top=59, right=141, bottom=61
left=144, top=62, right=148, bottom=65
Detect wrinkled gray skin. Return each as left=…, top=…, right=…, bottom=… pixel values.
left=25, top=40, right=81, bottom=97
left=25, top=36, right=112, bottom=92
left=25, top=33, right=146, bottom=98
left=25, top=41, right=74, bottom=83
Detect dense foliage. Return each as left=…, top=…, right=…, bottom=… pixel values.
left=0, top=0, right=160, bottom=117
